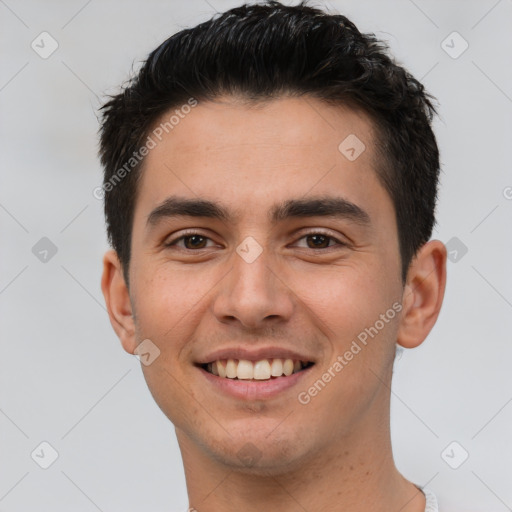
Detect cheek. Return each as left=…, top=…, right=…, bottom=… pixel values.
left=292, top=260, right=402, bottom=405
left=290, top=262, right=397, bottom=337
left=295, top=269, right=401, bottom=427
left=132, top=264, right=212, bottom=339
left=132, top=267, right=209, bottom=428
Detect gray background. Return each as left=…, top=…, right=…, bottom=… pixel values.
left=1, top=0, right=511, bottom=510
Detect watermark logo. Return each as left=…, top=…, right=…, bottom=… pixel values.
left=134, top=339, right=161, bottom=366
left=338, top=134, right=366, bottom=161
left=236, top=236, right=263, bottom=264
left=31, top=31, right=59, bottom=59
left=445, top=236, right=468, bottom=263
left=441, top=31, right=469, bottom=59
left=237, top=442, right=263, bottom=467
left=441, top=441, right=469, bottom=469
left=32, top=237, right=58, bottom=263
left=31, top=441, right=59, bottom=469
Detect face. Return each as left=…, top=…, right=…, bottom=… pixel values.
left=121, top=97, right=407, bottom=474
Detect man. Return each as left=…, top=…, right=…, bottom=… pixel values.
left=99, top=1, right=446, bottom=511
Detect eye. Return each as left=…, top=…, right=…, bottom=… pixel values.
left=294, top=232, right=346, bottom=250
left=165, top=232, right=216, bottom=250
left=164, top=230, right=346, bottom=251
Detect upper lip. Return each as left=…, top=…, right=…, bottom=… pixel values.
left=196, top=346, right=316, bottom=365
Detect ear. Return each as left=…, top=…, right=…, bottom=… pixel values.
left=101, top=250, right=137, bottom=354
left=397, top=240, right=447, bottom=349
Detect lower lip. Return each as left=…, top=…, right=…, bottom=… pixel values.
left=198, top=365, right=314, bottom=400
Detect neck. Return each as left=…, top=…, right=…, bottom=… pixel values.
left=177, top=408, right=426, bottom=512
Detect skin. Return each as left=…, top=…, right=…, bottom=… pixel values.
left=101, top=96, right=447, bottom=512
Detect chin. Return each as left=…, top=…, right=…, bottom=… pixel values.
left=213, top=448, right=307, bottom=477
left=206, top=426, right=314, bottom=476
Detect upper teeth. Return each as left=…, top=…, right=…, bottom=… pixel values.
left=206, top=359, right=308, bottom=380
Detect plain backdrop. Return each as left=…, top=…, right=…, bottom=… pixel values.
left=1, top=1, right=511, bottom=511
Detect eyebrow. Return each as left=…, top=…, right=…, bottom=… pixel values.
left=146, top=195, right=371, bottom=228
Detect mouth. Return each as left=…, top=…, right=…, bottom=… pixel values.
left=200, top=358, right=315, bottom=380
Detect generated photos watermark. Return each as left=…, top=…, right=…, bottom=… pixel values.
left=93, top=97, right=198, bottom=200
left=297, top=301, right=403, bottom=405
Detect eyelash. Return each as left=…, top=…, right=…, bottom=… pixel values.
left=164, top=229, right=347, bottom=251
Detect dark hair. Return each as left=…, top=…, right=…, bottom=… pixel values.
left=98, top=0, right=440, bottom=286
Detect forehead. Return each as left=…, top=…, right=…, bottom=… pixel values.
left=146, top=96, right=376, bottom=162
left=134, top=96, right=385, bottom=223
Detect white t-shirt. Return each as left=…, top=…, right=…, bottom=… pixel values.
left=421, top=487, right=439, bottom=512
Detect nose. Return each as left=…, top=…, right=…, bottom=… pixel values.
left=211, top=244, right=295, bottom=330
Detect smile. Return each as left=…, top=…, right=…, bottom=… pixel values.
left=202, top=358, right=314, bottom=380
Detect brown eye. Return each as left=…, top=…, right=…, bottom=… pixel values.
left=292, top=231, right=347, bottom=251
left=182, top=235, right=208, bottom=249
left=165, top=232, right=215, bottom=250
left=306, top=234, right=332, bottom=249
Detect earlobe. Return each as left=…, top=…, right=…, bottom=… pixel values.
left=397, top=240, right=447, bottom=349
left=101, top=250, right=137, bottom=354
